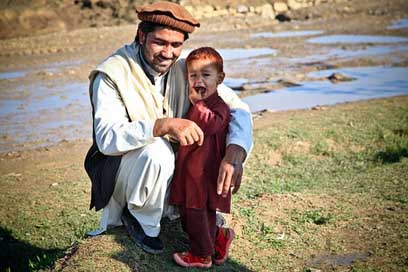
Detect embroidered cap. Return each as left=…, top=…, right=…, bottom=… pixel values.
left=136, top=1, right=200, bottom=33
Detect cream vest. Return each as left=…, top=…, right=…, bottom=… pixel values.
left=89, top=42, right=191, bottom=123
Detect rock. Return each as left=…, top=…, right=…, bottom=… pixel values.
left=277, top=78, right=301, bottom=87
left=327, top=73, right=356, bottom=83
left=274, top=2, right=289, bottom=13
left=81, top=0, right=93, bottom=9
left=259, top=4, right=275, bottom=19
left=288, top=0, right=304, bottom=10
left=237, top=5, right=249, bottom=14
left=276, top=13, right=292, bottom=22
left=311, top=105, right=327, bottom=111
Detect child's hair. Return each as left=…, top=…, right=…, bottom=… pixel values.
left=186, top=47, right=224, bottom=73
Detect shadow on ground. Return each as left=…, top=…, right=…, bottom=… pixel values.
left=0, top=226, right=62, bottom=271
left=111, top=218, right=252, bottom=272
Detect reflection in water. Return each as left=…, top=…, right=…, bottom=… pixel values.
left=251, top=30, right=323, bottom=38
left=388, top=19, right=408, bottom=29
left=307, top=35, right=408, bottom=44
left=243, top=67, right=408, bottom=112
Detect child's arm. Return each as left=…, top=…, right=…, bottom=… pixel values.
left=189, top=98, right=230, bottom=137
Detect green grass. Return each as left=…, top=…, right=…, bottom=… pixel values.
left=1, top=96, right=408, bottom=271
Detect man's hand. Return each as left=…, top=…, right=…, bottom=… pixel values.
left=153, top=117, right=204, bottom=146
left=217, top=144, right=246, bottom=197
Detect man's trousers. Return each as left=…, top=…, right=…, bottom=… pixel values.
left=99, top=138, right=175, bottom=237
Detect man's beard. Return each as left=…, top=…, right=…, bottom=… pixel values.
left=141, top=44, right=178, bottom=74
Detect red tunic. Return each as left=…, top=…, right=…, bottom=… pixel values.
left=169, top=92, right=231, bottom=213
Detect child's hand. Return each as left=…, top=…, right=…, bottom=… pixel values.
left=189, top=86, right=203, bottom=105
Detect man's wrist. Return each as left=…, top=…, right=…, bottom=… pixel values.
left=225, top=144, right=246, bottom=164
left=153, top=118, right=168, bottom=137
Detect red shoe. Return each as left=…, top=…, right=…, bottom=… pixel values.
left=173, top=251, right=212, bottom=268
left=213, top=227, right=235, bottom=265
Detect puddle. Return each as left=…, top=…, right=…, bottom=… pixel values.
left=0, top=82, right=88, bottom=116
left=0, top=71, right=26, bottom=80
left=243, top=66, right=408, bottom=112
left=0, top=81, right=90, bottom=153
left=290, top=45, right=408, bottom=63
left=41, top=60, right=85, bottom=73
left=307, top=35, right=408, bottom=44
left=308, top=252, right=370, bottom=267
left=251, top=30, right=323, bottom=38
left=388, top=19, right=408, bottom=29
left=181, top=48, right=277, bottom=60
left=224, top=78, right=249, bottom=89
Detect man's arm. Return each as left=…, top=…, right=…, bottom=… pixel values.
left=93, top=73, right=204, bottom=154
left=92, top=73, right=157, bottom=155
left=216, top=84, right=253, bottom=197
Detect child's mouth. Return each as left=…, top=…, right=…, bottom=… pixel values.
left=194, top=86, right=206, bottom=94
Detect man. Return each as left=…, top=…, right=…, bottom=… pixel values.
left=84, top=1, right=252, bottom=255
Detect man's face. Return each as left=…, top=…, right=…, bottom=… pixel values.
left=139, top=27, right=185, bottom=74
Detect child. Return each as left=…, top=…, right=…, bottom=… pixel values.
left=169, top=47, right=236, bottom=268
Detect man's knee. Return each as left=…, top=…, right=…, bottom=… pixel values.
left=139, top=138, right=175, bottom=173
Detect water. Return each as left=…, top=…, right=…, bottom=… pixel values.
left=388, top=19, right=408, bottom=30
left=0, top=82, right=90, bottom=152
left=0, top=71, right=26, bottom=80
left=307, top=35, right=408, bottom=44
left=224, top=78, right=249, bottom=89
left=181, top=48, right=277, bottom=60
left=243, top=66, right=408, bottom=112
left=0, top=60, right=84, bottom=80
left=251, top=30, right=323, bottom=38
left=0, top=82, right=88, bottom=115
left=290, top=45, right=408, bottom=63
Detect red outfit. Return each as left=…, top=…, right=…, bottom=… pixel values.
left=169, top=92, right=231, bottom=257
left=170, top=92, right=231, bottom=212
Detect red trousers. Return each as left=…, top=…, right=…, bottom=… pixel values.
left=179, top=206, right=217, bottom=257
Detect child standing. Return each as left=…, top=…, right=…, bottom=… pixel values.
left=170, top=47, right=236, bottom=268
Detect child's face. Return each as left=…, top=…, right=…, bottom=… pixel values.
left=187, top=58, right=225, bottom=103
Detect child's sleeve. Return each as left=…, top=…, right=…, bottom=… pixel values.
left=189, top=100, right=230, bottom=137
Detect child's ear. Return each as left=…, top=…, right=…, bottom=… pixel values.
left=217, top=72, right=225, bottom=84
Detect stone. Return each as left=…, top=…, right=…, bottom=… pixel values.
left=275, top=13, right=291, bottom=22
left=327, top=73, right=356, bottom=83
left=287, top=0, right=303, bottom=10
left=274, top=2, right=289, bottom=13
left=237, top=5, right=249, bottom=14
left=259, top=4, right=275, bottom=19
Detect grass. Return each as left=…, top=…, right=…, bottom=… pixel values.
left=1, top=96, right=408, bottom=271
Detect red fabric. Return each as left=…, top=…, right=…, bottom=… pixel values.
left=179, top=206, right=216, bottom=256
left=169, top=92, right=231, bottom=212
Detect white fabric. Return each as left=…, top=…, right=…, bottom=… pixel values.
left=97, top=138, right=175, bottom=237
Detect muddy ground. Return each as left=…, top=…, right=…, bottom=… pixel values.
left=1, top=0, right=408, bottom=153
